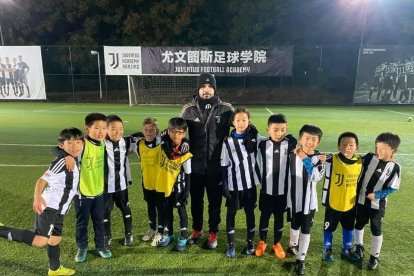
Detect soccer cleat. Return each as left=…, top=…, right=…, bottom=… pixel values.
left=294, top=259, right=305, bottom=276
left=322, top=248, right=335, bottom=262
left=341, top=248, right=360, bottom=262
left=124, top=233, right=133, bottom=246
left=271, top=242, right=286, bottom=259
left=244, top=240, right=255, bottom=255
left=48, top=265, right=75, bottom=276
left=176, top=237, right=188, bottom=252
left=226, top=243, right=236, bottom=258
left=157, top=235, right=174, bottom=247
left=142, top=229, right=156, bottom=242
left=367, top=255, right=379, bottom=270
left=354, top=244, right=365, bottom=259
left=187, top=230, right=203, bottom=245
left=151, top=233, right=163, bottom=247
left=255, top=241, right=267, bottom=257
left=287, top=245, right=299, bottom=256
left=207, top=232, right=218, bottom=249
left=75, top=248, right=87, bottom=263
left=96, top=247, right=112, bottom=259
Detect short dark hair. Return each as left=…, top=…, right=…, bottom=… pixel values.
left=230, top=107, right=250, bottom=127
left=299, top=124, right=323, bottom=140
left=375, top=132, right=401, bottom=150
left=107, top=114, right=123, bottom=125
left=85, top=113, right=107, bottom=127
left=268, top=114, right=287, bottom=126
left=168, top=117, right=187, bottom=131
left=337, top=132, right=359, bottom=146
left=58, top=128, right=84, bottom=143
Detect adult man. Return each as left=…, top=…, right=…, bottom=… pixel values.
left=180, top=73, right=233, bottom=249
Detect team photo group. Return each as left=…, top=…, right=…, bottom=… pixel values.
left=0, top=73, right=401, bottom=276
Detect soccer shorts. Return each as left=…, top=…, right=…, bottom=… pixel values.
left=34, top=207, right=64, bottom=237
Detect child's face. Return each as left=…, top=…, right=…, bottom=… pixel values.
left=233, top=112, right=249, bottom=134
left=375, top=142, right=395, bottom=161
left=142, top=123, right=158, bottom=142
left=168, top=128, right=186, bottom=146
left=298, top=132, right=320, bottom=155
left=107, top=121, right=124, bottom=142
left=267, top=123, right=287, bottom=142
left=338, top=137, right=358, bottom=159
left=60, top=138, right=84, bottom=157
left=85, top=120, right=107, bottom=141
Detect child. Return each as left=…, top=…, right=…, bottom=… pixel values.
left=354, top=132, right=401, bottom=270
left=321, top=132, right=363, bottom=262
left=287, top=124, right=325, bottom=276
left=256, top=114, right=297, bottom=259
left=156, top=117, right=192, bottom=251
left=0, top=128, right=84, bottom=276
left=135, top=117, right=163, bottom=246
left=220, top=107, right=261, bottom=258
left=73, top=113, right=111, bottom=262
left=103, top=115, right=135, bottom=246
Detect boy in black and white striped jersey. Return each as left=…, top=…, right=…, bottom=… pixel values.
left=0, top=128, right=84, bottom=276
left=221, top=107, right=261, bottom=258
left=255, top=114, right=297, bottom=260
left=103, top=115, right=136, bottom=247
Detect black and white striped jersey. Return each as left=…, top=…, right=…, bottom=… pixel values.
left=287, top=152, right=325, bottom=216
left=357, top=152, right=401, bottom=210
left=104, top=137, right=135, bottom=193
left=220, top=136, right=261, bottom=192
left=257, top=135, right=297, bottom=196
left=174, top=159, right=192, bottom=194
left=41, top=156, right=80, bottom=215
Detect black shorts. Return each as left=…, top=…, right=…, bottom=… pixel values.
left=34, top=208, right=64, bottom=237
left=226, top=187, right=257, bottom=210
left=258, top=193, right=286, bottom=214
left=324, top=206, right=356, bottom=232
left=291, top=210, right=315, bottom=234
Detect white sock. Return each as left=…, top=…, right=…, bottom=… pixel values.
left=289, top=228, right=300, bottom=247
left=297, top=233, right=310, bottom=261
left=354, top=229, right=364, bottom=245
left=371, top=235, right=383, bottom=258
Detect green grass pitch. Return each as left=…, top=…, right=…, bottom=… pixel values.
left=0, top=102, right=413, bottom=275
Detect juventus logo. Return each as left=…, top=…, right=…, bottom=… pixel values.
left=109, top=53, right=119, bottom=69
left=215, top=116, right=221, bottom=123
left=284, top=148, right=288, bottom=155
left=334, top=173, right=344, bottom=186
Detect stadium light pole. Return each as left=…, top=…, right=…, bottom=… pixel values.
left=0, top=24, right=4, bottom=46
left=91, top=50, right=103, bottom=100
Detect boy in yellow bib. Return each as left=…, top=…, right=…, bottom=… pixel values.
left=322, top=132, right=363, bottom=262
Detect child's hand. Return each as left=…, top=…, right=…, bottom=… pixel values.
left=295, top=147, right=307, bottom=160
left=33, top=196, right=47, bottom=215
left=318, top=154, right=327, bottom=163
left=65, top=156, right=76, bottom=172
left=367, top=193, right=376, bottom=201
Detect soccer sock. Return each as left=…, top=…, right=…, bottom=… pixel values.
left=354, top=228, right=364, bottom=245
left=0, top=226, right=36, bottom=245
left=180, top=227, right=187, bottom=239
left=370, top=235, right=383, bottom=258
left=274, top=227, right=283, bottom=244
left=247, top=228, right=255, bottom=242
left=289, top=228, right=300, bottom=247
left=47, top=244, right=61, bottom=271
left=323, top=230, right=333, bottom=250
left=297, top=233, right=311, bottom=261
left=260, top=227, right=268, bottom=242
left=342, top=229, right=353, bottom=249
left=227, top=230, right=235, bottom=244
left=123, top=213, right=132, bottom=236
left=157, top=225, right=164, bottom=235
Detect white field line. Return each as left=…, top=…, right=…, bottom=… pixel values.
left=381, top=109, right=414, bottom=116
left=33, top=105, right=76, bottom=112
left=265, top=107, right=273, bottom=115
left=0, top=143, right=55, bottom=147
left=32, top=110, right=178, bottom=115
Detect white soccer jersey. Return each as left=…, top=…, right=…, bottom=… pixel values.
left=221, top=136, right=261, bottom=191
left=41, top=157, right=80, bottom=215
left=287, top=153, right=325, bottom=216
left=104, top=137, right=134, bottom=193
left=357, top=153, right=401, bottom=210
left=257, top=136, right=297, bottom=196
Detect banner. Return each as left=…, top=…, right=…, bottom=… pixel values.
left=104, top=46, right=293, bottom=76
left=353, top=46, right=414, bottom=104
left=0, top=46, right=46, bottom=100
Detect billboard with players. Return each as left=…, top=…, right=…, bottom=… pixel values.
left=353, top=46, right=414, bottom=104
left=104, top=46, right=293, bottom=76
left=0, top=46, right=46, bottom=100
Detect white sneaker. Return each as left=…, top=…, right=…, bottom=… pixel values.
left=142, top=229, right=156, bottom=242
left=151, top=233, right=163, bottom=247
